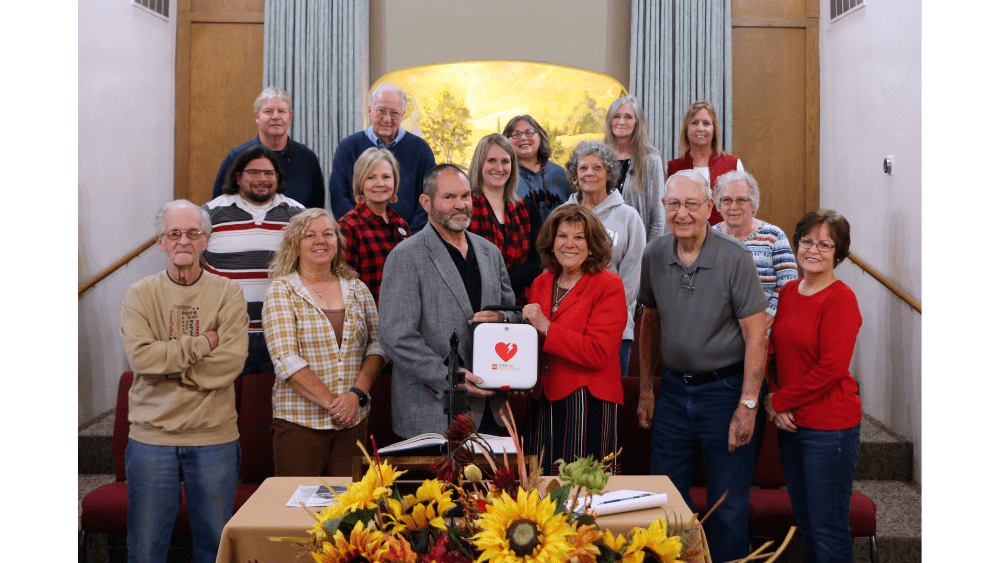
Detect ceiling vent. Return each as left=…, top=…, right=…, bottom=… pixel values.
left=831, top=0, right=865, bottom=23
left=133, top=0, right=170, bottom=22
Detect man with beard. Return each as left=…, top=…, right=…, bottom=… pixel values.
left=203, top=145, right=305, bottom=374
left=379, top=164, right=521, bottom=438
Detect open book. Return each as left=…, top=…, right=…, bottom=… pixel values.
left=567, top=489, right=669, bottom=516
left=379, top=433, right=517, bottom=455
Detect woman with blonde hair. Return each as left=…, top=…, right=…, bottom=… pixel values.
left=263, top=208, right=385, bottom=476
left=338, top=147, right=411, bottom=305
left=467, top=133, right=542, bottom=299
left=604, top=95, right=665, bottom=241
left=666, top=100, right=745, bottom=225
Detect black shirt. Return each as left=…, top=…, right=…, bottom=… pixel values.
left=431, top=227, right=482, bottom=312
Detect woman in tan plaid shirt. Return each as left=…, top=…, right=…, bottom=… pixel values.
left=262, top=208, right=386, bottom=476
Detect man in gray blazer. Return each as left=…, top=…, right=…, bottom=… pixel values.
left=380, top=164, right=521, bottom=439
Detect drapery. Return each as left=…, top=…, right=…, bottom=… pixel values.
left=264, top=0, right=368, bottom=209
left=630, top=0, right=732, bottom=161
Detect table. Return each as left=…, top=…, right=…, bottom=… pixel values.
left=216, top=476, right=711, bottom=563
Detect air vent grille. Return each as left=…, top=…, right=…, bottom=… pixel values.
left=831, top=0, right=866, bottom=23
left=133, top=0, right=170, bottom=21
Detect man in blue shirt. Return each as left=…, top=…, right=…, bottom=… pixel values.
left=329, top=82, right=435, bottom=231
left=212, top=87, right=325, bottom=209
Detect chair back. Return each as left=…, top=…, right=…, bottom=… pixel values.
left=111, top=372, right=135, bottom=482
left=237, top=373, right=277, bottom=482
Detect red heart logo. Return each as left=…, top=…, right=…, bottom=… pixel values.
left=495, top=342, right=517, bottom=362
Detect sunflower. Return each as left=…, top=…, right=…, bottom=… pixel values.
left=387, top=479, right=458, bottom=534
left=601, top=530, right=628, bottom=553
left=620, top=519, right=683, bottom=563
left=473, top=489, right=574, bottom=563
left=311, top=521, right=390, bottom=563
left=564, top=523, right=602, bottom=563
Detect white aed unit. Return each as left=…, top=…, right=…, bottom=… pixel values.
left=471, top=322, right=538, bottom=391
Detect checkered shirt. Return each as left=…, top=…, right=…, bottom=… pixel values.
left=468, top=196, right=531, bottom=269
left=338, top=203, right=411, bottom=305
left=262, top=273, right=383, bottom=430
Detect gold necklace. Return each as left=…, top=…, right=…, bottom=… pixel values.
left=302, top=274, right=334, bottom=298
left=553, top=274, right=581, bottom=310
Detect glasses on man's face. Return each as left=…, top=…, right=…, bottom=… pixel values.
left=799, top=238, right=836, bottom=253
left=508, top=129, right=538, bottom=139
left=665, top=198, right=709, bottom=212
left=720, top=197, right=752, bottom=207
left=242, top=169, right=277, bottom=178
left=374, top=108, right=402, bottom=120
left=164, top=230, right=205, bottom=241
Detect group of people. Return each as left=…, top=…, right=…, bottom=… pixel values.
left=120, top=82, right=864, bottom=563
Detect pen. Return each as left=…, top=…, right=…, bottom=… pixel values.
left=597, top=493, right=655, bottom=505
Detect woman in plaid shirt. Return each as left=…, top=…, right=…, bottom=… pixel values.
left=338, top=148, right=411, bottom=306
left=262, top=208, right=386, bottom=476
left=467, top=134, right=542, bottom=301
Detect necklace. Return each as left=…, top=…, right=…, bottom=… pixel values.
left=302, top=274, right=334, bottom=298
left=553, top=274, right=581, bottom=311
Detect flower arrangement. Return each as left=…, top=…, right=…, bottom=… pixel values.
left=296, top=406, right=793, bottom=563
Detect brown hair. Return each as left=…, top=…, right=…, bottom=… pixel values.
left=468, top=133, right=520, bottom=202
left=536, top=204, right=612, bottom=274
left=678, top=100, right=725, bottom=157
left=792, top=209, right=851, bottom=266
left=502, top=115, right=552, bottom=162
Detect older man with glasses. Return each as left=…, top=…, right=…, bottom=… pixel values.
left=329, top=82, right=436, bottom=232
left=202, top=145, right=304, bottom=375
left=120, top=199, right=248, bottom=563
left=636, top=169, right=769, bottom=563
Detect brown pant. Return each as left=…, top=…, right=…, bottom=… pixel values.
left=271, top=417, right=370, bottom=476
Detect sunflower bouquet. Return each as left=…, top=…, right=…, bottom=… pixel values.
left=300, top=407, right=793, bottom=563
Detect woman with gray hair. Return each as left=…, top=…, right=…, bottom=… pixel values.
left=564, top=140, right=646, bottom=377
left=604, top=95, right=665, bottom=241
left=712, top=170, right=797, bottom=330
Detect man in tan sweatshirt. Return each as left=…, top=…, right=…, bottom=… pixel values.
left=120, top=200, right=248, bottom=563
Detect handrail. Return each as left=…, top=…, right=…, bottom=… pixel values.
left=847, top=252, right=921, bottom=314
left=78, top=237, right=157, bottom=296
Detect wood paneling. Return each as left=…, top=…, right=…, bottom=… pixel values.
left=732, top=0, right=806, bottom=19
left=175, top=1, right=264, bottom=204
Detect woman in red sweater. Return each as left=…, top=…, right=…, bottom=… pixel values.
left=521, top=205, right=627, bottom=474
left=765, top=209, right=863, bottom=563
left=666, top=100, right=744, bottom=226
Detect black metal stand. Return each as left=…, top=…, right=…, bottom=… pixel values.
left=442, top=330, right=469, bottom=445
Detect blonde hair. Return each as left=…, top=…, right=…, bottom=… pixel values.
left=269, top=208, right=357, bottom=280
left=603, top=96, right=660, bottom=196
left=352, top=147, right=401, bottom=203
left=468, top=134, right=520, bottom=202
left=678, top=100, right=726, bottom=157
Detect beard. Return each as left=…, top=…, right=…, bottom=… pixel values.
left=242, top=184, right=275, bottom=204
left=431, top=207, right=470, bottom=233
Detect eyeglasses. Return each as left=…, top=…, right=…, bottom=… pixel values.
left=373, top=108, right=402, bottom=120
left=799, top=238, right=836, bottom=252
left=720, top=197, right=752, bottom=207
left=242, top=169, right=277, bottom=178
left=508, top=129, right=538, bottom=139
left=164, top=230, right=205, bottom=241
left=665, top=198, right=710, bottom=211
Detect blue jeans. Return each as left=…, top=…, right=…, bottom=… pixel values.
left=619, top=339, right=632, bottom=378
left=126, top=439, right=240, bottom=563
left=650, top=370, right=762, bottom=563
left=778, top=424, right=860, bottom=563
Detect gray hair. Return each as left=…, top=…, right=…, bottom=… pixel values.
left=423, top=163, right=469, bottom=199
left=370, top=82, right=407, bottom=112
left=254, top=86, right=292, bottom=112
left=565, top=140, right=620, bottom=194
left=155, top=200, right=212, bottom=238
left=713, top=170, right=761, bottom=214
left=664, top=169, right=711, bottom=201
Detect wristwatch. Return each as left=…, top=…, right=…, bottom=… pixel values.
left=348, top=387, right=369, bottom=407
left=739, top=398, right=758, bottom=409
left=499, top=312, right=509, bottom=323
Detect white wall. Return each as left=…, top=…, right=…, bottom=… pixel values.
left=818, top=1, right=921, bottom=481
left=78, top=1, right=177, bottom=425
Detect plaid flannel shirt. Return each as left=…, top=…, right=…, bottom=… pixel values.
left=262, top=273, right=383, bottom=430
left=468, top=196, right=531, bottom=269
left=339, top=203, right=411, bottom=305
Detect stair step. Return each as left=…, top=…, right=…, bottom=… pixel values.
left=78, top=409, right=115, bottom=475
left=857, top=414, right=914, bottom=481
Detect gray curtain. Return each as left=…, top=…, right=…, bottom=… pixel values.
left=264, top=0, right=369, bottom=209
left=630, top=0, right=732, bottom=162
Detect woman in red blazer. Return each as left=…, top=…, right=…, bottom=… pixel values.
left=521, top=204, right=628, bottom=474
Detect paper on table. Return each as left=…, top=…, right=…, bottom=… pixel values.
left=567, top=489, right=669, bottom=516
left=285, top=484, right=347, bottom=507
left=378, top=433, right=517, bottom=455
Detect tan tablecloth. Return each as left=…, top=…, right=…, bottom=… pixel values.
left=216, top=476, right=710, bottom=563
